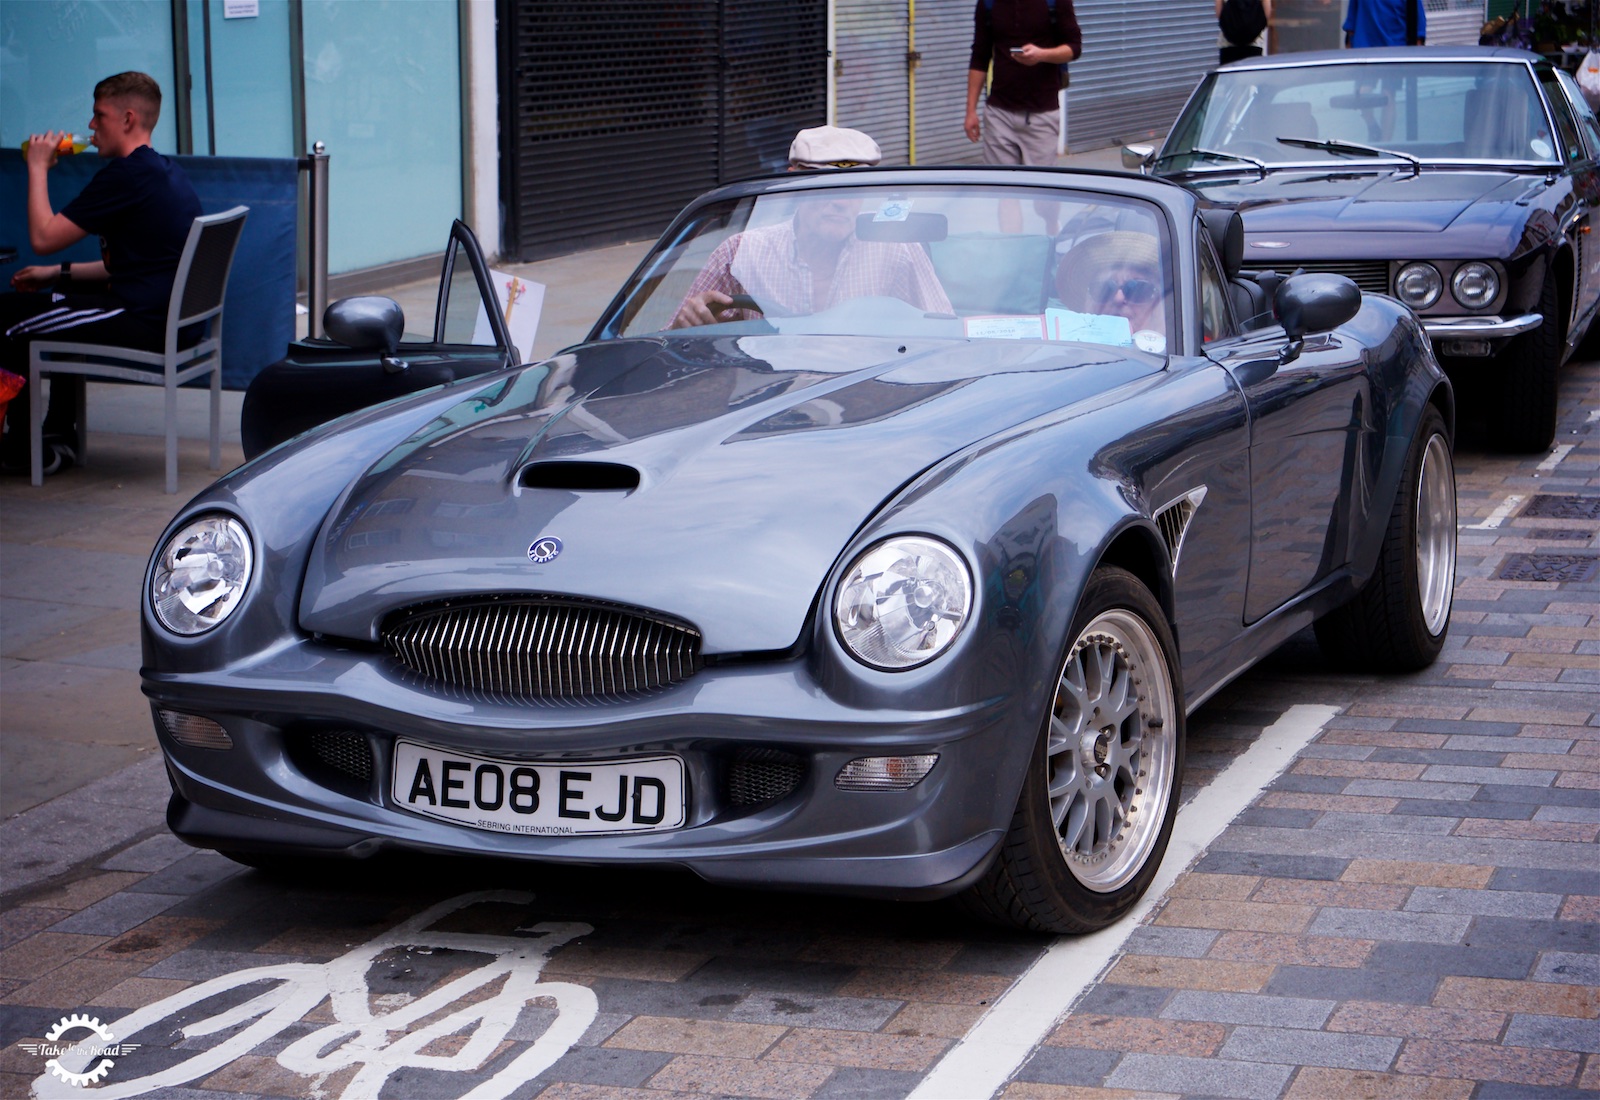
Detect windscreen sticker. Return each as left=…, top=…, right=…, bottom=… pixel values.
left=1045, top=308, right=1134, bottom=346
left=874, top=199, right=913, bottom=222
left=964, top=315, right=1045, bottom=340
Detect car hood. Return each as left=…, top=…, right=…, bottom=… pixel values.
left=298, top=333, right=1156, bottom=653
left=1189, top=168, right=1535, bottom=234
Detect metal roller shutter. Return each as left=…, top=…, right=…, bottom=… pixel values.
left=1064, top=1, right=1215, bottom=150
left=835, top=0, right=912, bottom=163
left=500, top=0, right=825, bottom=262
left=914, top=0, right=984, bottom=165
left=721, top=4, right=829, bottom=181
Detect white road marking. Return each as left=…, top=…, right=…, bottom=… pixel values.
left=1465, top=493, right=1525, bottom=530
left=910, top=703, right=1339, bottom=1100
left=1536, top=443, right=1574, bottom=472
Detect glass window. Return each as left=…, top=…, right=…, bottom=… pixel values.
left=1165, top=61, right=1559, bottom=169
left=1555, top=69, right=1600, bottom=160
left=1538, top=68, right=1586, bottom=164
left=439, top=238, right=499, bottom=346
left=0, top=4, right=178, bottom=151
left=600, top=184, right=1175, bottom=356
left=1196, top=225, right=1234, bottom=345
left=302, top=0, right=463, bottom=273
left=186, top=0, right=296, bottom=157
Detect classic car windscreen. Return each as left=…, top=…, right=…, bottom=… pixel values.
left=1165, top=61, right=1558, bottom=170
left=598, top=185, right=1175, bottom=355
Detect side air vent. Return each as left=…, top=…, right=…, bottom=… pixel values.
left=1155, top=486, right=1208, bottom=572
left=520, top=462, right=641, bottom=492
left=726, top=748, right=806, bottom=806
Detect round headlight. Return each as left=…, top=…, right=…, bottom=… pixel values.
left=1394, top=263, right=1442, bottom=310
left=151, top=514, right=254, bottom=635
left=834, top=536, right=972, bottom=670
left=1451, top=262, right=1499, bottom=310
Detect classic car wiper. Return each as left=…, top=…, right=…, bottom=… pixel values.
left=1154, top=147, right=1268, bottom=179
left=1276, top=136, right=1421, bottom=177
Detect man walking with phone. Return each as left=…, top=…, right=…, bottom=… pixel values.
left=964, top=0, right=1081, bottom=168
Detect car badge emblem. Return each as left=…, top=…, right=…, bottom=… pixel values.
left=527, top=536, right=563, bottom=564
left=1250, top=240, right=1291, bottom=248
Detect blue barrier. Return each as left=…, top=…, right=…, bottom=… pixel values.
left=0, top=151, right=297, bottom=390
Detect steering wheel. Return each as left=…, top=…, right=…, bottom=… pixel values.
left=716, top=293, right=764, bottom=316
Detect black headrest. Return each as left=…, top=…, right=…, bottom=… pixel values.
left=1200, top=208, right=1245, bottom=279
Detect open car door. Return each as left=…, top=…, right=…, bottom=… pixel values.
left=240, top=221, right=518, bottom=459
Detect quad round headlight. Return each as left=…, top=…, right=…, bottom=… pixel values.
left=151, top=514, right=254, bottom=635
left=1395, top=262, right=1442, bottom=310
left=1451, top=262, right=1499, bottom=310
left=834, top=536, right=972, bottom=670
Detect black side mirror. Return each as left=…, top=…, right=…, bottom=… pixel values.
left=1274, top=273, right=1361, bottom=364
left=323, top=296, right=408, bottom=373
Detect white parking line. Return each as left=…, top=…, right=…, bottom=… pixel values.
left=1465, top=493, right=1525, bottom=530
left=910, top=703, right=1339, bottom=1100
left=1536, top=443, right=1575, bottom=473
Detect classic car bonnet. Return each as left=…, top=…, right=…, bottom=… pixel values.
left=1195, top=170, right=1534, bottom=234
left=297, top=334, right=1153, bottom=654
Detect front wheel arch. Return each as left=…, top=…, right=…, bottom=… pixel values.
left=962, top=565, right=1185, bottom=934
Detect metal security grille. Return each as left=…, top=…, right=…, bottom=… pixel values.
left=499, top=0, right=826, bottom=261
left=383, top=597, right=703, bottom=698
left=836, top=0, right=912, bottom=163
left=1061, top=1, right=1215, bottom=150
left=913, top=0, right=982, bottom=165
left=721, top=5, right=829, bottom=181
left=1241, top=259, right=1390, bottom=296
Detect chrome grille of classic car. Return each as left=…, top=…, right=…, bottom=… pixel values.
left=1241, top=259, right=1389, bottom=296
left=382, top=597, right=703, bottom=698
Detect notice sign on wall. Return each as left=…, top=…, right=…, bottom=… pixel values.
left=223, top=0, right=260, bottom=18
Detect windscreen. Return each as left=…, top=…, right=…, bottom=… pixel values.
left=597, top=184, right=1175, bottom=356
left=1164, top=60, right=1555, bottom=170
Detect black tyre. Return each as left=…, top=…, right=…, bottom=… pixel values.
left=963, top=567, right=1183, bottom=934
left=1500, top=273, right=1561, bottom=453
left=1315, top=405, right=1455, bottom=671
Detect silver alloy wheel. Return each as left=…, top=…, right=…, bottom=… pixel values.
left=1414, top=432, right=1456, bottom=636
left=1046, top=608, right=1178, bottom=891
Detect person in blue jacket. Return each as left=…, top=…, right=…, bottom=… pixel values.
left=1344, top=0, right=1426, bottom=47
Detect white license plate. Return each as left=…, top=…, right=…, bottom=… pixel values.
left=392, top=741, right=685, bottom=836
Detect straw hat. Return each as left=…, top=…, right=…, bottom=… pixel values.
left=1056, top=231, right=1162, bottom=307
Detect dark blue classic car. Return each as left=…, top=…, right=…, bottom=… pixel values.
left=1128, top=47, right=1599, bottom=452
left=145, top=168, right=1455, bottom=933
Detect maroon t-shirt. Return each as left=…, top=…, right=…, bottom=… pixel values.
left=969, top=0, right=1083, bottom=113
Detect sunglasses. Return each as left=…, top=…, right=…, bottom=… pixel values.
left=1090, top=276, right=1159, bottom=305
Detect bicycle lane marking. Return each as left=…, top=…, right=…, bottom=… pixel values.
left=32, top=890, right=598, bottom=1100
left=910, top=702, right=1340, bottom=1100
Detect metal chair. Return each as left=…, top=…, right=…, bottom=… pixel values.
left=28, top=205, right=249, bottom=493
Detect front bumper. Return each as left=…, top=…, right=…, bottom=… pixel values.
left=147, top=648, right=1025, bottom=900
left=1422, top=312, right=1543, bottom=355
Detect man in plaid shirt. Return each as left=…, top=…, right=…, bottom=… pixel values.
left=670, top=127, right=952, bottom=329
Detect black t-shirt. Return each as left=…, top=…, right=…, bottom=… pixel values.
left=61, top=146, right=203, bottom=326
left=969, top=0, right=1083, bottom=114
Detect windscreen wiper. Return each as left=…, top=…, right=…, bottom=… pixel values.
left=1154, top=147, right=1268, bottom=179
left=1276, top=136, right=1421, bottom=177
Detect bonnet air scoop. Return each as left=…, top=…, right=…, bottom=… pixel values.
left=519, top=461, right=642, bottom=492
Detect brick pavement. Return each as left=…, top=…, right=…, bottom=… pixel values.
left=0, top=364, right=1593, bottom=1099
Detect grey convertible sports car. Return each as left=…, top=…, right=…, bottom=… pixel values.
left=145, top=167, right=1456, bottom=933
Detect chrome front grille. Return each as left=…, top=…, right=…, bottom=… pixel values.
left=1241, top=259, right=1389, bottom=296
left=382, top=597, right=703, bottom=698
